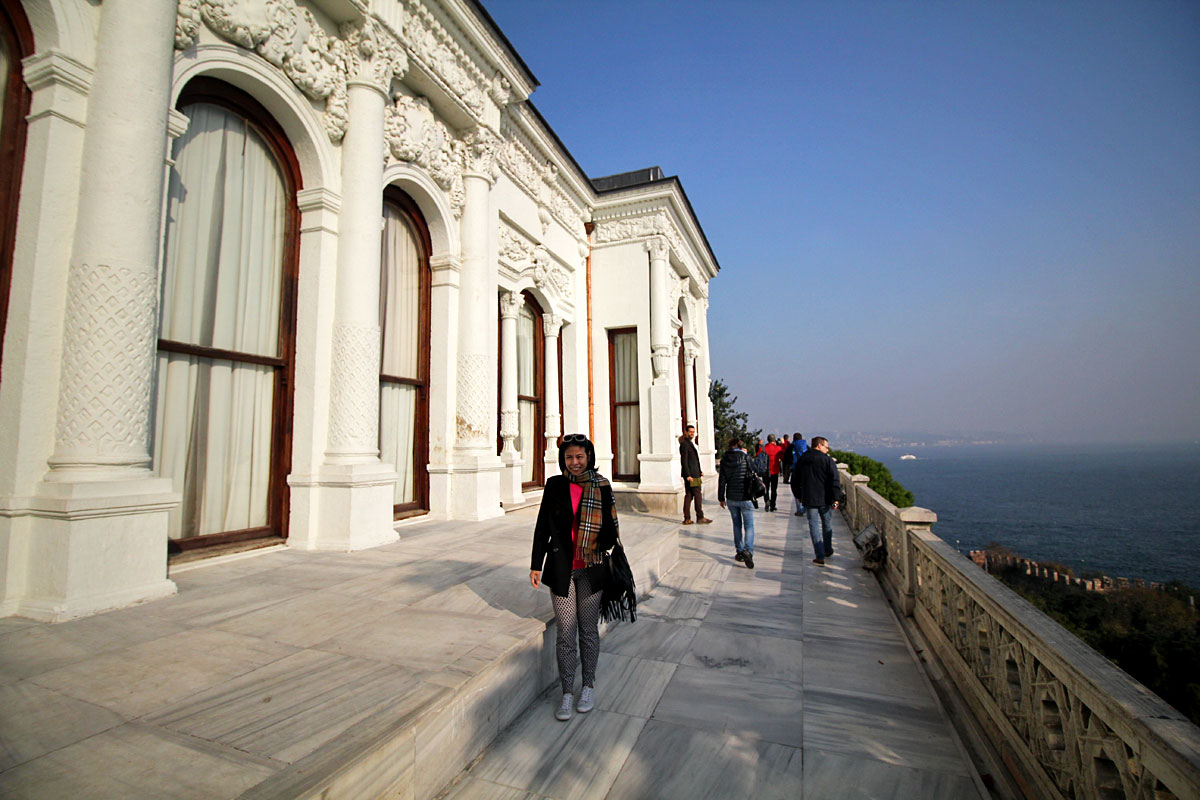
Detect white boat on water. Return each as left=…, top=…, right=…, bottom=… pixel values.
left=900, top=454, right=917, bottom=460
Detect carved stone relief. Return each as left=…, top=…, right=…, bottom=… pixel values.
left=456, top=353, right=491, bottom=443
left=403, top=0, right=487, bottom=117
left=498, top=223, right=573, bottom=306
left=384, top=93, right=465, bottom=216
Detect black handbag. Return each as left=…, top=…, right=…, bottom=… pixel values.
left=743, top=453, right=766, bottom=500
left=600, top=538, right=637, bottom=623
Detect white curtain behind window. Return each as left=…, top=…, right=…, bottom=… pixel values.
left=517, top=304, right=537, bottom=483
left=379, top=202, right=421, bottom=505
left=613, top=332, right=640, bottom=477
left=154, top=103, right=285, bottom=540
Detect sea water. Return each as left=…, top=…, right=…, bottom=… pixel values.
left=852, top=443, right=1200, bottom=587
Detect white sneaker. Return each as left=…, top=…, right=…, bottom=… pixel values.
left=577, top=686, right=595, bottom=713
left=556, top=693, right=574, bottom=721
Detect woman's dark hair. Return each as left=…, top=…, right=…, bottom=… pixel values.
left=558, top=435, right=596, bottom=472
left=727, top=437, right=742, bottom=449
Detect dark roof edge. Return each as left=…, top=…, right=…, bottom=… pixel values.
left=594, top=174, right=721, bottom=274
left=524, top=100, right=592, bottom=196
left=464, top=0, right=540, bottom=90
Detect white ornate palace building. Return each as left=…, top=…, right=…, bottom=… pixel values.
left=0, top=0, right=719, bottom=620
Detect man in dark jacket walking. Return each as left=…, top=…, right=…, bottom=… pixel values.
left=717, top=438, right=756, bottom=569
left=791, top=436, right=841, bottom=565
left=679, top=425, right=712, bottom=525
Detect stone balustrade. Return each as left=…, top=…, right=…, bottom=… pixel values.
left=837, top=466, right=1200, bottom=799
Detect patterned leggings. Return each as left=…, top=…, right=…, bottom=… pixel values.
left=551, top=569, right=603, bottom=694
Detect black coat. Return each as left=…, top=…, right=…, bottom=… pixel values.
left=717, top=449, right=752, bottom=502
left=530, top=475, right=618, bottom=597
left=679, top=436, right=702, bottom=479
left=791, top=448, right=843, bottom=508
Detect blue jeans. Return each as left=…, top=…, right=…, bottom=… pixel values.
left=727, top=500, right=755, bottom=554
left=807, top=505, right=833, bottom=559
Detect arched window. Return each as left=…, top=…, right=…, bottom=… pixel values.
left=379, top=190, right=430, bottom=517
left=154, top=79, right=300, bottom=551
left=517, top=292, right=545, bottom=487
left=0, top=0, right=32, bottom=386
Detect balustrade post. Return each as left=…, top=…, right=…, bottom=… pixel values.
left=850, top=472, right=870, bottom=528
left=897, top=506, right=938, bottom=616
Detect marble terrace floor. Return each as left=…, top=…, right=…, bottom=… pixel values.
left=0, top=497, right=986, bottom=799
left=440, top=502, right=987, bottom=800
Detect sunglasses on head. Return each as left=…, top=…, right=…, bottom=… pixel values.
left=562, top=433, right=588, bottom=444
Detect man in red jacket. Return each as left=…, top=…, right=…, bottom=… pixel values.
left=763, top=434, right=784, bottom=512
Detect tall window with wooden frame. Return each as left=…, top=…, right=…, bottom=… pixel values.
left=0, top=0, right=32, bottom=387
left=379, top=190, right=431, bottom=517
left=517, top=292, right=545, bottom=487
left=608, top=327, right=640, bottom=481
left=677, top=323, right=687, bottom=433
left=154, top=79, right=300, bottom=552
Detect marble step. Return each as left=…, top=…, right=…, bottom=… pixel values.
left=236, top=523, right=679, bottom=800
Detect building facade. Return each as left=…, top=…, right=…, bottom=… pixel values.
left=0, top=0, right=719, bottom=621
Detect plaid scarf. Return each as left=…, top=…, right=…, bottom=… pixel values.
left=566, top=468, right=616, bottom=566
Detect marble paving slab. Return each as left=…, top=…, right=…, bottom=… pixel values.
left=0, top=681, right=125, bottom=771
left=470, top=707, right=644, bottom=800
left=590, top=653, right=677, bottom=718
left=606, top=719, right=804, bottom=800
left=803, top=747, right=984, bottom=799
left=30, top=629, right=297, bottom=719
left=597, top=618, right=698, bottom=664
left=0, top=722, right=280, bottom=800
left=680, top=625, right=805, bottom=682
left=651, top=665, right=805, bottom=748
left=801, top=684, right=971, bottom=775
left=144, top=648, right=436, bottom=764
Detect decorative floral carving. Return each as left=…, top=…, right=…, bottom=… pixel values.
left=598, top=213, right=673, bottom=244
left=489, top=71, right=511, bottom=107
left=542, top=312, right=563, bottom=338
left=532, top=247, right=572, bottom=302
left=498, top=225, right=534, bottom=266
left=651, top=345, right=672, bottom=382
left=498, top=135, right=541, bottom=199
left=499, top=289, right=524, bottom=319
left=500, top=409, right=520, bottom=442
left=340, top=17, right=407, bottom=92
left=384, top=94, right=465, bottom=216
left=176, top=0, right=352, bottom=141
left=462, top=126, right=499, bottom=181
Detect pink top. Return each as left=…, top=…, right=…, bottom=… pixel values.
left=569, top=482, right=584, bottom=569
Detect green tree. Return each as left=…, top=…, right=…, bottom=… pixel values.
left=829, top=449, right=915, bottom=508
left=709, top=378, right=760, bottom=459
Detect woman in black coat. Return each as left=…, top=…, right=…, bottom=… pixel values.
left=530, top=434, right=618, bottom=722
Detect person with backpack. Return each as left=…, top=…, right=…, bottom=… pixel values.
left=718, top=438, right=758, bottom=569
left=790, top=432, right=808, bottom=515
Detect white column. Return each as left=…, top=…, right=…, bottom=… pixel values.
left=542, top=313, right=563, bottom=476
left=684, top=341, right=699, bottom=429
left=641, top=236, right=681, bottom=492
left=498, top=290, right=524, bottom=505
left=25, top=0, right=181, bottom=620
left=297, top=22, right=403, bottom=550
left=451, top=128, right=503, bottom=519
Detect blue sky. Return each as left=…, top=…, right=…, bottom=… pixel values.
left=483, top=1, right=1200, bottom=444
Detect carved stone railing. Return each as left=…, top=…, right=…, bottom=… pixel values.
left=838, top=466, right=1200, bottom=799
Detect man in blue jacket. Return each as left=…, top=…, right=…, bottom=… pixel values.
left=790, top=432, right=807, bottom=516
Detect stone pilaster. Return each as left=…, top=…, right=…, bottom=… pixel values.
left=542, top=313, right=563, bottom=476
left=498, top=290, right=524, bottom=505
left=26, top=0, right=182, bottom=620
left=451, top=128, right=502, bottom=519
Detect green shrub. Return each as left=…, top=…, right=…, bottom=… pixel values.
left=829, top=449, right=915, bottom=508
